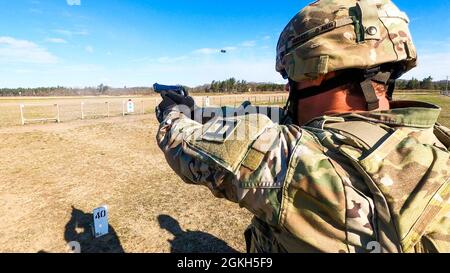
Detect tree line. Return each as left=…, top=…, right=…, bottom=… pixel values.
left=396, top=76, right=449, bottom=90
left=189, top=78, right=286, bottom=93
left=0, top=76, right=447, bottom=97
left=0, top=85, right=151, bottom=97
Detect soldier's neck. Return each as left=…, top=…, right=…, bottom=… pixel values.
left=296, top=85, right=390, bottom=126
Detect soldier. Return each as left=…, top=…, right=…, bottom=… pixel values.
left=156, top=0, right=450, bottom=253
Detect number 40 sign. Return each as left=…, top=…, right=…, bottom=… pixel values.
left=92, top=206, right=109, bottom=238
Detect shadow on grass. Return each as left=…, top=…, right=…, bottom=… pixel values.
left=158, top=214, right=239, bottom=253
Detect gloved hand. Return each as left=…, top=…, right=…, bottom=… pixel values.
left=156, top=92, right=196, bottom=123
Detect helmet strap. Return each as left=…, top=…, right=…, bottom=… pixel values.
left=359, top=78, right=380, bottom=111
left=360, top=68, right=392, bottom=110
left=284, top=79, right=299, bottom=124
left=386, top=79, right=396, bottom=101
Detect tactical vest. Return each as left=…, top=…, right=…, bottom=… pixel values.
left=274, top=112, right=450, bottom=253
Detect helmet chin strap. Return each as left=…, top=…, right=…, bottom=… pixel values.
left=360, top=67, right=392, bottom=111
left=284, top=79, right=299, bottom=124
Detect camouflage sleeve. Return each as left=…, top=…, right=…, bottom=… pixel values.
left=156, top=109, right=301, bottom=226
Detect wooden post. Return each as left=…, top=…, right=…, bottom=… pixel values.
left=56, top=104, right=60, bottom=123
left=20, top=104, right=25, bottom=125
left=142, top=100, right=145, bottom=115
left=122, top=101, right=125, bottom=116
left=81, top=102, right=84, bottom=120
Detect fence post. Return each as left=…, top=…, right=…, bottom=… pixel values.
left=56, top=104, right=60, bottom=123
left=122, top=101, right=125, bottom=116
left=81, top=102, right=84, bottom=120
left=20, top=104, right=25, bottom=125
left=142, top=100, right=145, bottom=115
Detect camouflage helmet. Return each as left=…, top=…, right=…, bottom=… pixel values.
left=276, top=0, right=417, bottom=83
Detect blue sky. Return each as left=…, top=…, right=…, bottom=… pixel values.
left=0, top=0, right=449, bottom=88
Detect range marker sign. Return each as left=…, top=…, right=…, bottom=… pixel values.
left=92, top=206, right=109, bottom=238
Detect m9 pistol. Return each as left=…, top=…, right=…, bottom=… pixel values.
left=153, top=83, right=187, bottom=97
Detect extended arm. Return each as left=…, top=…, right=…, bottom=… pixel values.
left=156, top=108, right=301, bottom=226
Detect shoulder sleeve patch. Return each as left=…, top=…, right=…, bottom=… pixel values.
left=241, top=148, right=266, bottom=171
left=186, top=114, right=274, bottom=172
left=201, top=118, right=240, bottom=143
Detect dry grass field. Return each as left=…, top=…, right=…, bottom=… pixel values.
left=0, top=93, right=448, bottom=253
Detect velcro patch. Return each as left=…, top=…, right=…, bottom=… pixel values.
left=242, top=148, right=266, bottom=171
left=187, top=114, right=274, bottom=172
left=202, top=118, right=240, bottom=143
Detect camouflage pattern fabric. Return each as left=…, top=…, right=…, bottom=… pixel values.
left=157, top=101, right=450, bottom=253
left=276, top=0, right=417, bottom=81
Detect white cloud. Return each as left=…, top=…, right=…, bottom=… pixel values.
left=0, top=36, right=58, bottom=64
left=240, top=40, right=256, bottom=47
left=85, top=46, right=94, bottom=53
left=53, top=29, right=89, bottom=37
left=223, top=46, right=237, bottom=51
left=262, top=35, right=271, bottom=41
left=66, top=0, right=81, bottom=6
left=192, top=48, right=222, bottom=55
left=46, top=38, right=68, bottom=44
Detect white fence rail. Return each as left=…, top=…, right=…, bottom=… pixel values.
left=16, top=94, right=288, bottom=126
left=20, top=103, right=60, bottom=125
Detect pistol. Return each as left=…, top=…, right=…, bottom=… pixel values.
left=153, top=83, right=187, bottom=97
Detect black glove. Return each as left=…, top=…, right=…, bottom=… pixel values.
left=156, top=92, right=195, bottom=123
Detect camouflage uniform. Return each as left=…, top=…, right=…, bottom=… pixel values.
left=156, top=0, right=450, bottom=253
left=157, top=102, right=450, bottom=253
